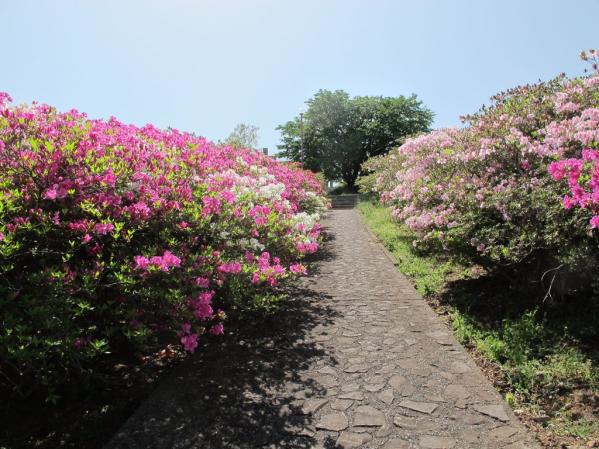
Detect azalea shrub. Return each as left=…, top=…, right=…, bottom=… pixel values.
left=365, top=51, right=599, bottom=297
left=0, top=93, right=327, bottom=398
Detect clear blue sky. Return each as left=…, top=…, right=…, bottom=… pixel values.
left=1, top=0, right=597, bottom=154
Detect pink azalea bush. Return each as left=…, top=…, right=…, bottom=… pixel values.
left=0, top=93, right=327, bottom=396
left=366, top=51, right=599, bottom=294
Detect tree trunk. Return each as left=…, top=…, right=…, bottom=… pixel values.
left=343, top=175, right=357, bottom=193
left=342, top=161, right=361, bottom=193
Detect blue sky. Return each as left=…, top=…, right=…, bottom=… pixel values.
left=1, top=0, right=597, bottom=154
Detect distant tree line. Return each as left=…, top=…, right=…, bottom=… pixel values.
left=277, top=89, right=433, bottom=190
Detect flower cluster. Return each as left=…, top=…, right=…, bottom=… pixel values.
left=0, top=93, right=327, bottom=395
left=546, top=106, right=599, bottom=226
left=364, top=51, right=599, bottom=292
left=134, top=250, right=182, bottom=272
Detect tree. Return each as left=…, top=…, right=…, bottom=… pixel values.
left=223, top=123, right=259, bottom=149
left=276, top=90, right=433, bottom=190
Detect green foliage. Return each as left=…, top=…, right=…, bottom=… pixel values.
left=365, top=69, right=599, bottom=300
left=314, top=171, right=327, bottom=190
left=452, top=307, right=597, bottom=395
left=355, top=172, right=378, bottom=197
left=328, top=182, right=352, bottom=196
left=505, top=391, right=516, bottom=407
left=538, top=349, right=598, bottom=389
left=549, top=415, right=599, bottom=438
left=222, top=123, right=259, bottom=149
left=277, top=90, right=433, bottom=189
left=0, top=99, right=326, bottom=400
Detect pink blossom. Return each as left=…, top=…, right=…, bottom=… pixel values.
left=43, top=188, right=58, bottom=200
left=93, top=223, right=115, bottom=235
left=43, top=185, right=67, bottom=200
left=133, top=255, right=150, bottom=270
left=188, top=290, right=215, bottom=319
left=289, top=263, right=307, bottom=275
left=68, top=220, right=90, bottom=232
left=197, top=291, right=215, bottom=304
left=217, top=261, right=242, bottom=274
left=202, top=196, right=222, bottom=216
left=296, top=241, right=318, bottom=254
left=180, top=333, right=199, bottom=353
left=271, top=264, right=285, bottom=275
left=220, top=190, right=236, bottom=204
left=149, top=255, right=165, bottom=270
left=102, top=169, right=117, bottom=186
left=0, top=90, right=326, bottom=367
left=0, top=92, right=13, bottom=107
left=195, top=277, right=210, bottom=287
left=192, top=303, right=213, bottom=319
left=127, top=202, right=152, bottom=220
left=209, top=323, right=224, bottom=336
left=582, top=149, right=599, bottom=161
left=161, top=250, right=181, bottom=268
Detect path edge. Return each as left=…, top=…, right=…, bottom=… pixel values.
left=355, top=203, right=401, bottom=268
left=354, top=205, right=542, bottom=448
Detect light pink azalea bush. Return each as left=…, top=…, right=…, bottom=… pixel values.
left=366, top=51, right=599, bottom=293
left=0, top=93, right=327, bottom=396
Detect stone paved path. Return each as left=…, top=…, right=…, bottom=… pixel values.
left=106, top=209, right=539, bottom=449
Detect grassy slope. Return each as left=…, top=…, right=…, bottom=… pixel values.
left=357, top=201, right=599, bottom=447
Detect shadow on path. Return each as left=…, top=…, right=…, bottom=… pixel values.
left=107, top=210, right=542, bottom=449
left=106, top=228, right=340, bottom=449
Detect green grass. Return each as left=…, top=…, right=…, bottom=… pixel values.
left=358, top=200, right=599, bottom=440
left=549, top=415, right=599, bottom=439
left=451, top=310, right=598, bottom=392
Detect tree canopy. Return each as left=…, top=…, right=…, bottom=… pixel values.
left=222, top=123, right=260, bottom=149
left=276, top=90, right=433, bottom=189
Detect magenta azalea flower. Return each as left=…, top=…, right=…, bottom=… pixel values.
left=180, top=334, right=199, bottom=353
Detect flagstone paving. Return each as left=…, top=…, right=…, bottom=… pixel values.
left=106, top=209, right=539, bottom=449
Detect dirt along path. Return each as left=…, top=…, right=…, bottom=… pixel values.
left=105, top=209, right=539, bottom=449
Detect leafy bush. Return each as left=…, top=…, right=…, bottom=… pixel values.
left=452, top=308, right=598, bottom=395
left=365, top=51, right=599, bottom=297
left=0, top=93, right=327, bottom=398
